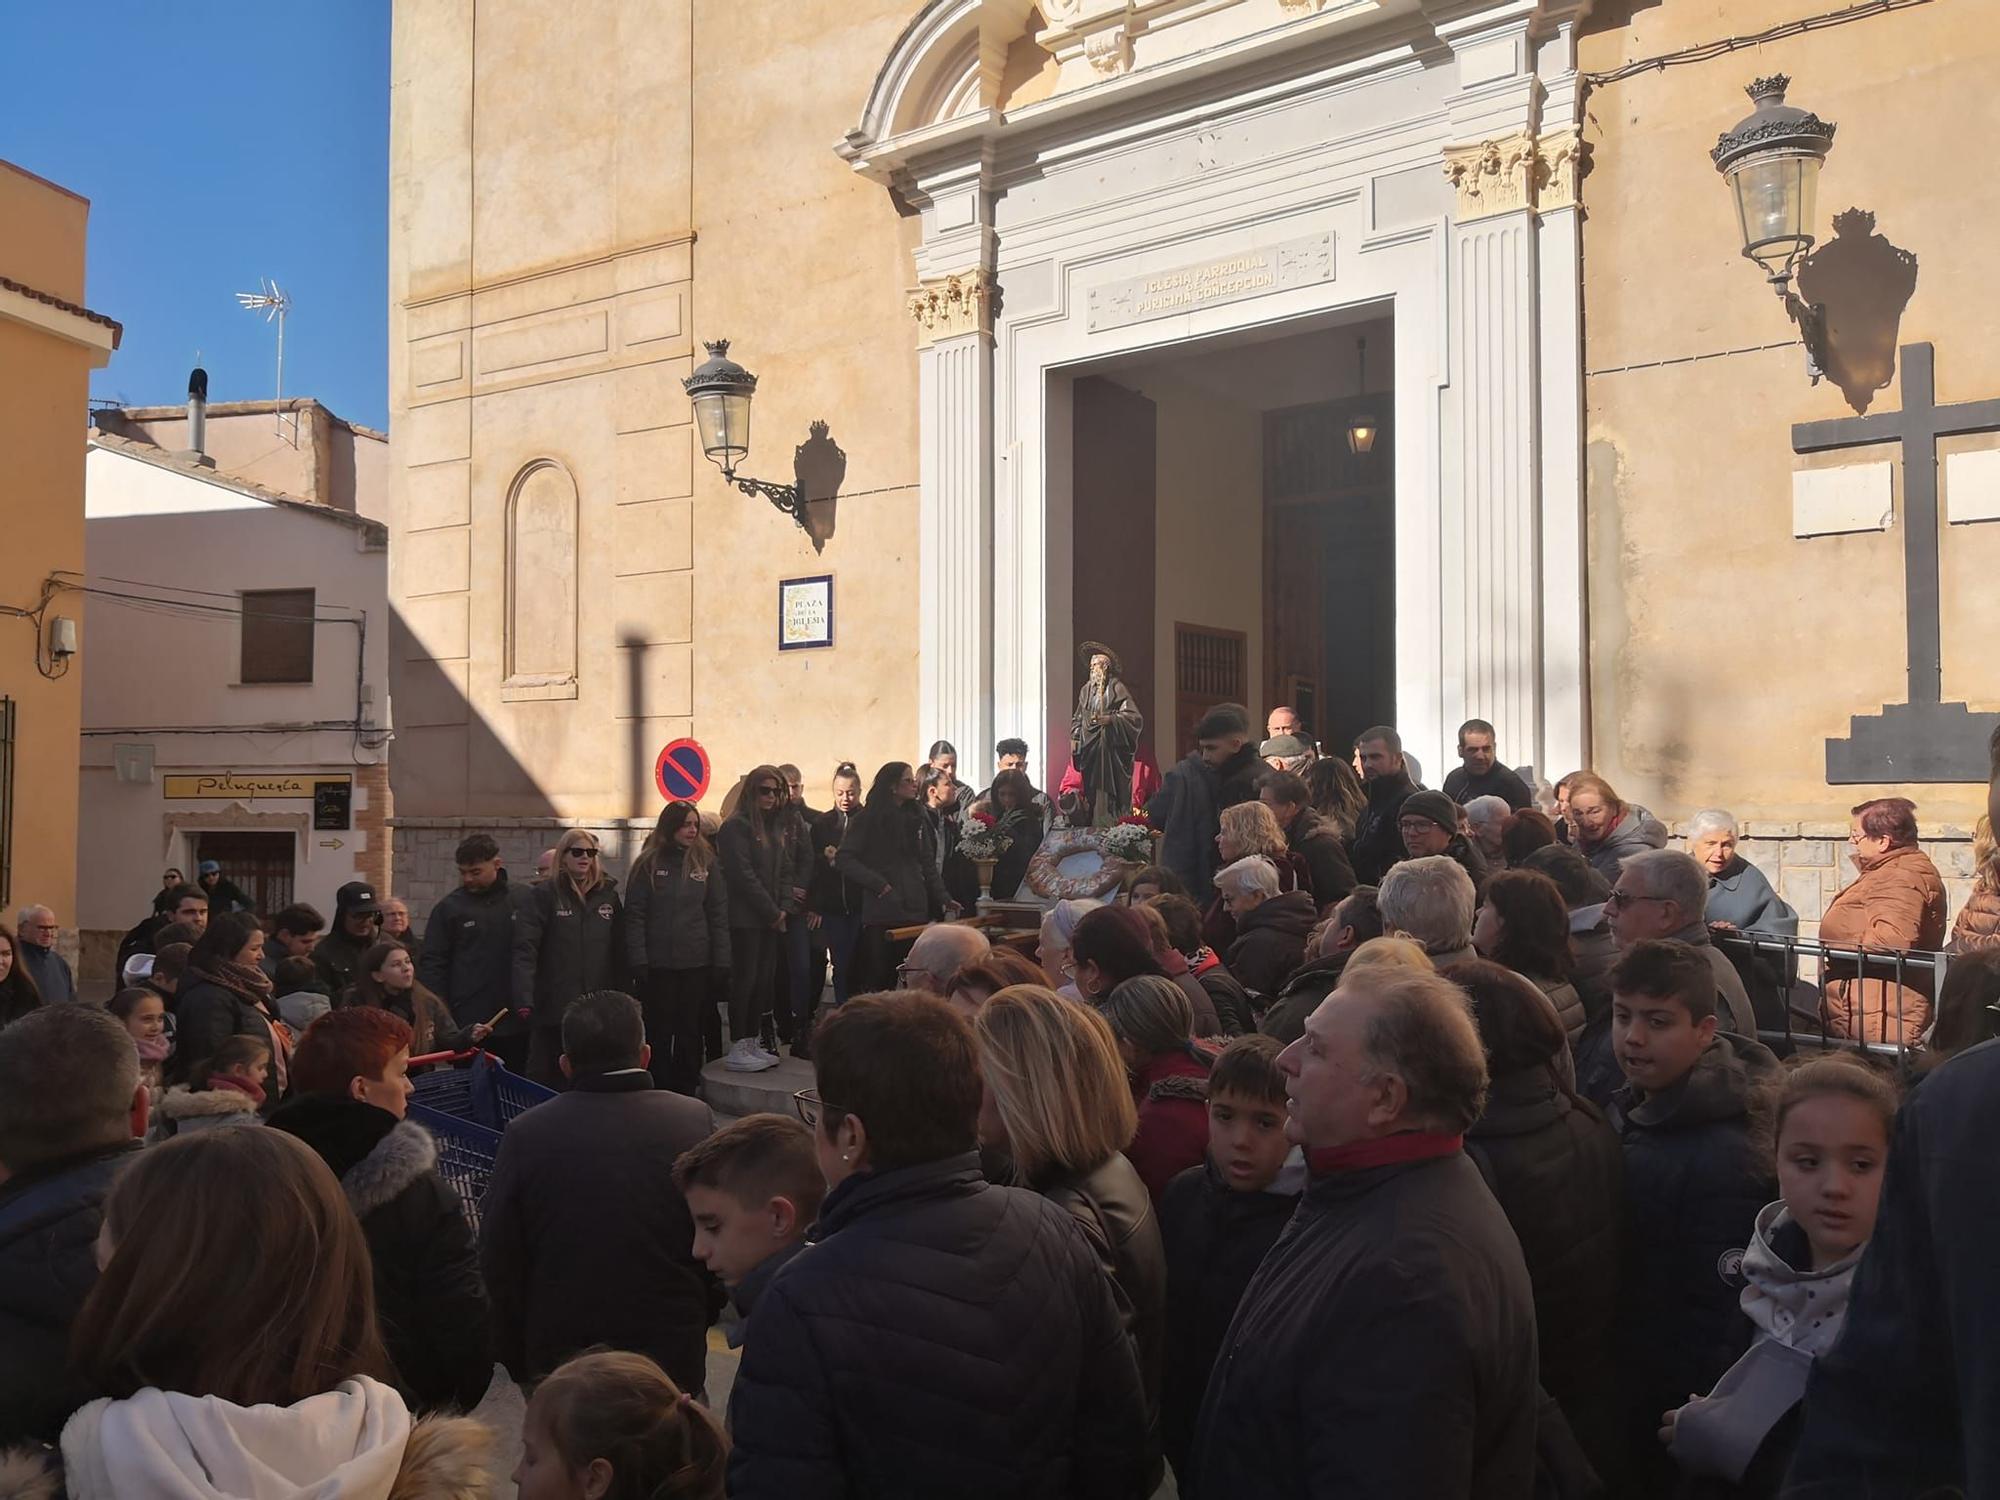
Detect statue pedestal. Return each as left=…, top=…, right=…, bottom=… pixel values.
left=1825, top=699, right=2000, bottom=784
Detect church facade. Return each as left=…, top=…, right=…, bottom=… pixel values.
left=384, top=0, right=1998, bottom=918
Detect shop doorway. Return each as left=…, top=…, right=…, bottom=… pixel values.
left=193, top=831, right=296, bottom=918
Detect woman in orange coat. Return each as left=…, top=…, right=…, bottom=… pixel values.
left=1820, top=797, right=1947, bottom=1044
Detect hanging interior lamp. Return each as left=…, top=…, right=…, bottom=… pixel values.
left=1346, top=335, right=1379, bottom=456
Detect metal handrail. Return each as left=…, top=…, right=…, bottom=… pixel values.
left=1711, top=928, right=1949, bottom=1067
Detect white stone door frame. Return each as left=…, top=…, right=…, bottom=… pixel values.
left=863, top=0, right=1595, bottom=784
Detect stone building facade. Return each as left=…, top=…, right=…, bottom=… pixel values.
left=384, top=0, right=1997, bottom=936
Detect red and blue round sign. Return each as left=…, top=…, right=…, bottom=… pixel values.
left=654, top=738, right=711, bottom=804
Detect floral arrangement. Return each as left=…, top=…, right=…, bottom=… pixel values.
left=957, top=810, right=1013, bottom=861
left=1099, top=819, right=1154, bottom=863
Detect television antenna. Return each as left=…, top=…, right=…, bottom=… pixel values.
left=234, top=277, right=295, bottom=444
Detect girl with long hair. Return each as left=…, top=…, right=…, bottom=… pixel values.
left=514, top=827, right=626, bottom=1088
left=836, top=761, right=948, bottom=992
left=627, top=799, right=730, bottom=1092
left=170, top=910, right=286, bottom=1105
left=717, top=764, right=802, bottom=1072
left=1474, top=868, right=1587, bottom=1042
left=1308, top=754, right=1367, bottom=841
left=0, top=927, right=45, bottom=1030
left=516, top=1350, right=728, bottom=1500
left=55, top=1128, right=493, bottom=1496
left=346, top=938, right=484, bottom=1060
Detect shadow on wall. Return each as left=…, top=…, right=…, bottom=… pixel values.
left=796, top=420, right=849, bottom=554
left=1797, top=208, right=1920, bottom=415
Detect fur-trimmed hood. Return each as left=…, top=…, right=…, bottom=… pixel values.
left=267, top=1096, right=438, bottom=1218
left=155, top=1084, right=261, bottom=1122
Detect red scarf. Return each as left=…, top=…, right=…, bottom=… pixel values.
left=205, top=1071, right=267, bottom=1108
left=1309, top=1130, right=1463, bottom=1176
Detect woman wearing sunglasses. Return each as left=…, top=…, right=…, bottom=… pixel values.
left=512, top=826, right=626, bottom=1088
left=717, top=764, right=804, bottom=1073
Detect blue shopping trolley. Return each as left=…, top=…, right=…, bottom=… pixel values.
left=407, top=1049, right=555, bottom=1230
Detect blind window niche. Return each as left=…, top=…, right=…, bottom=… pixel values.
left=240, top=588, right=316, bottom=684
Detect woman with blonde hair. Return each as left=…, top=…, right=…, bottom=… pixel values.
left=513, top=826, right=626, bottom=1087
left=1949, top=815, right=2000, bottom=955
left=1203, top=800, right=1308, bottom=954
left=627, top=799, right=731, bottom=1092
left=53, top=1128, right=493, bottom=1497
left=974, top=984, right=1167, bottom=1468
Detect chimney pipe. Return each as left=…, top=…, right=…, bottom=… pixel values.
left=186, top=365, right=209, bottom=457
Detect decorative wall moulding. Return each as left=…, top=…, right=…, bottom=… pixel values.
left=1442, top=126, right=1585, bottom=223
left=909, top=269, right=1001, bottom=347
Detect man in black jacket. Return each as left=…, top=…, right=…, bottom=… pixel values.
left=1442, top=717, right=1532, bottom=810
left=419, top=834, right=528, bottom=1069
left=728, top=991, right=1155, bottom=1500
left=0, top=1005, right=149, bottom=1444
left=479, top=990, right=717, bottom=1395
left=1257, top=769, right=1356, bottom=908
left=312, top=880, right=382, bottom=997
left=1187, top=966, right=1538, bottom=1499
left=1783, top=1038, right=2000, bottom=1498
left=1149, top=703, right=1263, bottom=905
left=1349, top=724, right=1420, bottom=884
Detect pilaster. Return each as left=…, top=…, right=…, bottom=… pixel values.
left=912, top=269, right=997, bottom=766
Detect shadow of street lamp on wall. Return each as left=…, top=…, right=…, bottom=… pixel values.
left=1711, top=75, right=1837, bottom=384
left=682, top=340, right=846, bottom=554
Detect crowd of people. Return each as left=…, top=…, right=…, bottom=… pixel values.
left=2, top=708, right=1999, bottom=1497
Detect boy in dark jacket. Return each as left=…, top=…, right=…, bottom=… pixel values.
left=1158, top=1035, right=1303, bottom=1481
left=1608, top=939, right=1778, bottom=1496
left=419, top=834, right=529, bottom=1069
left=673, top=1113, right=826, bottom=1369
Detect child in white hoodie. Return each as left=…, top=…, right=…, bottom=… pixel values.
left=44, top=1127, right=494, bottom=1500
left=1660, top=1052, right=1901, bottom=1497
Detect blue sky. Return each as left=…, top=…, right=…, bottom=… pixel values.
left=2, top=3, right=391, bottom=429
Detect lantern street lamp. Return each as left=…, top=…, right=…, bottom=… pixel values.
left=682, top=339, right=811, bottom=530
left=1711, top=75, right=1837, bottom=381
left=1345, top=335, right=1378, bottom=456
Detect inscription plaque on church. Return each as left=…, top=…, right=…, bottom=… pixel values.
left=1087, top=233, right=1335, bottom=333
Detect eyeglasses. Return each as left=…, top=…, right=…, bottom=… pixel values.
left=1397, top=820, right=1441, bottom=836
left=1602, top=890, right=1669, bottom=912
left=566, top=847, right=599, bottom=859
left=794, top=1088, right=847, bottom=1128
left=756, top=784, right=783, bottom=798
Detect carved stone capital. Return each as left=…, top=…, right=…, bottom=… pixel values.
left=1442, top=126, right=1587, bottom=222
left=1084, top=24, right=1133, bottom=75
left=909, top=270, right=1000, bottom=347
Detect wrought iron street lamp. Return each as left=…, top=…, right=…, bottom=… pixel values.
left=683, top=339, right=811, bottom=530
left=1712, top=75, right=1837, bottom=380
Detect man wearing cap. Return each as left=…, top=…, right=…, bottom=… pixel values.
left=1397, top=790, right=1489, bottom=896
left=312, top=881, right=382, bottom=998
left=195, top=860, right=255, bottom=916
left=1260, top=733, right=1316, bottom=776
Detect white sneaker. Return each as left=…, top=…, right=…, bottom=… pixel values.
left=750, top=1040, right=782, bottom=1066
left=723, top=1039, right=778, bottom=1073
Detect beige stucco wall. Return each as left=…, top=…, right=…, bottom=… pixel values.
left=386, top=0, right=923, bottom=910
left=1578, top=0, right=2000, bottom=826
left=94, top=402, right=388, bottom=516
left=0, top=161, right=97, bottom=936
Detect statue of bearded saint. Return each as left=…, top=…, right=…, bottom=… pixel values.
left=1071, top=642, right=1144, bottom=829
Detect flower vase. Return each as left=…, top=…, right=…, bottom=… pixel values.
left=973, top=857, right=999, bottom=901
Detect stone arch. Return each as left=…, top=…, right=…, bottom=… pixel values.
left=503, top=458, right=578, bottom=698
left=843, top=0, right=1043, bottom=163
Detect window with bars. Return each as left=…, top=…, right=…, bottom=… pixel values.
left=1173, top=624, right=1247, bottom=760
left=240, top=588, right=316, bottom=684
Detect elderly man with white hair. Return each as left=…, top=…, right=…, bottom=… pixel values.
left=14, top=906, right=74, bottom=1005
left=1377, top=856, right=1477, bottom=969
left=1604, top=849, right=1757, bottom=1037
left=1187, top=965, right=1539, bottom=1497
left=898, top=921, right=991, bottom=996
left=1683, top=809, right=1798, bottom=935
left=1461, top=795, right=1512, bottom=869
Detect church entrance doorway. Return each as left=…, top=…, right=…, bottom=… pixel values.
left=1063, top=311, right=1395, bottom=774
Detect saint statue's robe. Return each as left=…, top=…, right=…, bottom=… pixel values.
left=1071, top=670, right=1143, bottom=828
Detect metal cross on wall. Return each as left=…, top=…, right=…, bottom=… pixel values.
left=1792, top=342, right=2000, bottom=783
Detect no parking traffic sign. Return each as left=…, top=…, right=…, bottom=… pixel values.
left=655, top=738, right=712, bottom=804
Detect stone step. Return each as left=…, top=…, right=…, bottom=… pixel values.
left=699, top=1052, right=815, bottom=1120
